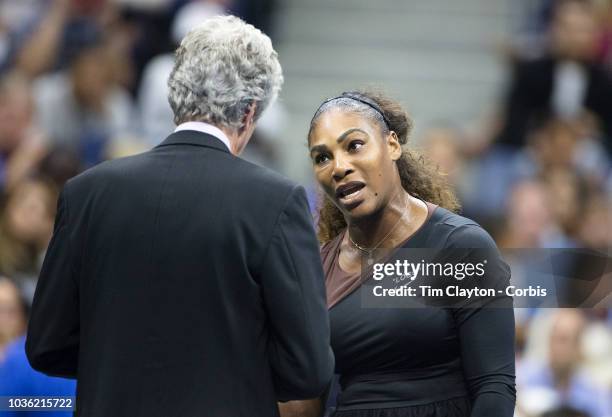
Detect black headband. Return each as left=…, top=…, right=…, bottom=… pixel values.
left=313, top=91, right=391, bottom=128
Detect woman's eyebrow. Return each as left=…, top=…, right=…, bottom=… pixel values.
left=309, top=144, right=326, bottom=156
left=337, top=128, right=368, bottom=143
left=309, top=128, right=368, bottom=156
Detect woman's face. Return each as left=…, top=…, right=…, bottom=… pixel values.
left=309, top=109, right=402, bottom=220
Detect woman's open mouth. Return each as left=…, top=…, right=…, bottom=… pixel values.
left=335, top=181, right=366, bottom=208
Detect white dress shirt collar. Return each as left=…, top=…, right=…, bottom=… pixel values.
left=174, top=121, right=232, bottom=152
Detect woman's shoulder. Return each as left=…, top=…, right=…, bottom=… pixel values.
left=319, top=230, right=345, bottom=261
left=428, top=207, right=498, bottom=249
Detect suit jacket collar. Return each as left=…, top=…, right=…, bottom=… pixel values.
left=156, top=130, right=232, bottom=154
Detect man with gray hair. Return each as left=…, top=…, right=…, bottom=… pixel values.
left=26, top=15, right=334, bottom=417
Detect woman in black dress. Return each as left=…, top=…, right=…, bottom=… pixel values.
left=281, top=91, right=515, bottom=417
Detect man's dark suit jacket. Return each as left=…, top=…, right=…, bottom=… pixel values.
left=26, top=130, right=335, bottom=417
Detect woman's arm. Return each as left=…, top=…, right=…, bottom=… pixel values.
left=278, top=399, right=323, bottom=417
left=454, top=300, right=516, bottom=417
left=447, top=224, right=517, bottom=417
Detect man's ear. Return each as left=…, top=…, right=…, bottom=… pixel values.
left=387, top=131, right=402, bottom=160
left=241, top=102, right=257, bottom=133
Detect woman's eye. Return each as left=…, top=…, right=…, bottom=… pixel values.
left=348, top=141, right=364, bottom=151
left=314, top=154, right=330, bottom=165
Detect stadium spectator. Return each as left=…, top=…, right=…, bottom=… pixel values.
left=498, top=179, right=572, bottom=249
left=496, top=0, right=612, bottom=156
left=0, top=72, right=48, bottom=193
left=517, top=310, right=611, bottom=417
left=577, top=194, right=612, bottom=249
left=0, top=277, right=26, bottom=362
left=33, top=24, right=135, bottom=167
left=0, top=178, right=57, bottom=285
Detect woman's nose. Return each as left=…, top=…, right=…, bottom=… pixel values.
left=332, top=156, right=354, bottom=182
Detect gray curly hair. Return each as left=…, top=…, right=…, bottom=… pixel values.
left=167, top=15, right=283, bottom=130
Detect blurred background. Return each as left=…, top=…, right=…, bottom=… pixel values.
left=0, top=0, right=610, bottom=416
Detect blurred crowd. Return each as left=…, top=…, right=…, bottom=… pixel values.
left=0, top=0, right=610, bottom=416
left=0, top=0, right=282, bottom=309
left=417, top=1, right=612, bottom=416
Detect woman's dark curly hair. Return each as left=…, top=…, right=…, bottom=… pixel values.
left=308, top=90, right=460, bottom=243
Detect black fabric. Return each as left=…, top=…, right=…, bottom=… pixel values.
left=332, top=397, right=471, bottom=417
left=26, top=130, right=335, bottom=417
left=328, top=207, right=516, bottom=417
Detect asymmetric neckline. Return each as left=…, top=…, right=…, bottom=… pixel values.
left=323, top=202, right=438, bottom=309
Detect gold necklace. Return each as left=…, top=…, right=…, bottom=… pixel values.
left=348, top=195, right=410, bottom=265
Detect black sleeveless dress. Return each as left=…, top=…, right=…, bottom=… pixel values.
left=321, top=206, right=516, bottom=417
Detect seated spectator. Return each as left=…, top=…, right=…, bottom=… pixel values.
left=33, top=22, right=135, bottom=167
left=577, top=194, right=612, bottom=249
left=419, top=125, right=483, bottom=220
left=528, top=116, right=609, bottom=186
left=0, top=177, right=57, bottom=291
left=420, top=126, right=466, bottom=182
left=518, top=310, right=611, bottom=417
left=0, top=72, right=48, bottom=193
left=498, top=179, right=572, bottom=249
left=0, top=277, right=26, bottom=362
left=497, top=0, right=612, bottom=156
left=541, top=168, right=585, bottom=240
left=530, top=118, right=580, bottom=171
